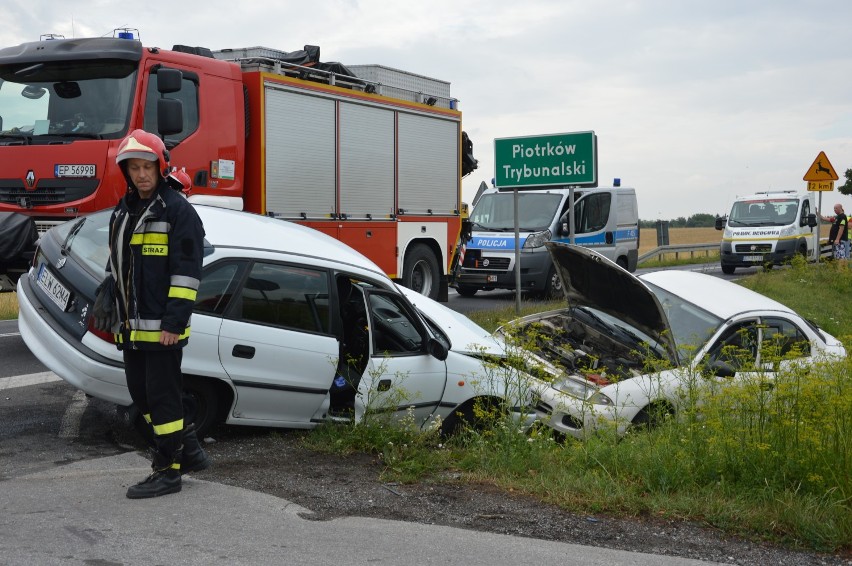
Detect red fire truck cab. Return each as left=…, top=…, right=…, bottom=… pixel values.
left=0, top=32, right=477, bottom=299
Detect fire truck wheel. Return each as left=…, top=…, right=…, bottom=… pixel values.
left=403, top=244, right=440, bottom=300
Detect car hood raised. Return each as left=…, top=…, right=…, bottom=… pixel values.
left=545, top=242, right=678, bottom=363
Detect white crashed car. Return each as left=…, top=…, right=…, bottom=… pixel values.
left=502, top=243, right=846, bottom=440
left=18, top=204, right=536, bottom=436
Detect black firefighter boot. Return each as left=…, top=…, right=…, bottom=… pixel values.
left=126, top=448, right=182, bottom=499
left=181, top=423, right=211, bottom=474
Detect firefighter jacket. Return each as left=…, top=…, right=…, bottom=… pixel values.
left=107, top=181, right=205, bottom=350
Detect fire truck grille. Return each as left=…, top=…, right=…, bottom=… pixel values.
left=0, top=179, right=100, bottom=207
left=734, top=243, right=772, bottom=253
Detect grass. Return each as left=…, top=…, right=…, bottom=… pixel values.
left=0, top=292, right=18, bottom=320
left=309, top=258, right=852, bottom=554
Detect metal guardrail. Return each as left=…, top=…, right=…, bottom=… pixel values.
left=638, top=243, right=718, bottom=264
left=638, top=242, right=834, bottom=265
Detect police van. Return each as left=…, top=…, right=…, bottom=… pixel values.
left=451, top=185, right=639, bottom=297
left=715, top=191, right=817, bottom=274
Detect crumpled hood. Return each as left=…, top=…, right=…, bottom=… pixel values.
left=545, top=242, right=678, bottom=363
left=396, top=285, right=505, bottom=356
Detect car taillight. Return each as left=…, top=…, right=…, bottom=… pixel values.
left=87, top=317, right=115, bottom=344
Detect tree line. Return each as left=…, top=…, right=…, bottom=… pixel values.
left=639, top=213, right=717, bottom=229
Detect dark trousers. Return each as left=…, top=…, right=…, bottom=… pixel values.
left=124, top=348, right=184, bottom=461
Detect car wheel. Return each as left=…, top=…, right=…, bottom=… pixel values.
left=456, top=285, right=478, bottom=297
left=721, top=264, right=735, bottom=275
left=440, top=398, right=502, bottom=437
left=630, top=403, right=674, bottom=432
left=403, top=243, right=440, bottom=300
left=183, top=378, right=220, bottom=438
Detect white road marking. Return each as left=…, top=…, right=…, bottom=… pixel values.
left=0, top=332, right=21, bottom=338
left=0, top=371, right=61, bottom=391
left=59, top=390, right=89, bottom=439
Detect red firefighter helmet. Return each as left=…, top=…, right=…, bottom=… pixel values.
left=116, top=129, right=170, bottom=176
left=166, top=167, right=192, bottom=196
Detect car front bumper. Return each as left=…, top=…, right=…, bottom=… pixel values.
left=534, top=386, right=636, bottom=440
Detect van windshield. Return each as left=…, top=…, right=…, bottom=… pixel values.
left=728, top=198, right=799, bottom=227
left=470, top=192, right=563, bottom=231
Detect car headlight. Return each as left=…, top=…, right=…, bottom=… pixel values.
left=552, top=375, right=614, bottom=405
left=723, top=228, right=733, bottom=239
left=523, top=229, right=552, bottom=249
left=587, top=391, right=614, bottom=406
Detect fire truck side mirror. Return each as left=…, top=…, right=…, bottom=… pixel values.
left=157, top=68, right=183, bottom=94
left=157, top=98, right=183, bottom=137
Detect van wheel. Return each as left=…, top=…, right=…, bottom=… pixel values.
left=403, top=244, right=440, bottom=300
left=456, top=285, right=478, bottom=297
left=721, top=265, right=735, bottom=275
left=616, top=256, right=628, bottom=270
left=542, top=265, right=563, bottom=299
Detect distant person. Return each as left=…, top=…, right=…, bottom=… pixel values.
left=821, top=204, right=848, bottom=259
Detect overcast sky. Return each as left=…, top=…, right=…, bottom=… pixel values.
left=4, top=0, right=852, bottom=219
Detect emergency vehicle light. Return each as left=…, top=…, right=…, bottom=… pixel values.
left=114, top=28, right=139, bottom=40
left=613, top=178, right=621, bottom=187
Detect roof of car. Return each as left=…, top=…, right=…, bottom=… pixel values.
left=638, top=270, right=795, bottom=320
left=194, top=204, right=386, bottom=277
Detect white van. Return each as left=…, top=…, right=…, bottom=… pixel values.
left=715, top=191, right=817, bottom=274
left=451, top=186, right=639, bottom=297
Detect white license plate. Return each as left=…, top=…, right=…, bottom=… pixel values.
left=55, top=164, right=96, bottom=178
left=37, top=263, right=71, bottom=311
left=743, top=255, right=763, bottom=262
left=487, top=275, right=498, bottom=282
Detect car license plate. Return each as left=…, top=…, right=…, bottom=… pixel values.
left=36, top=263, right=71, bottom=311
left=744, top=255, right=763, bottom=262
left=487, top=275, right=498, bottom=282
left=55, top=164, right=96, bottom=178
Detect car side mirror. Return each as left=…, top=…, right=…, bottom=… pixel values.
left=427, top=337, right=448, bottom=361
left=714, top=216, right=726, bottom=231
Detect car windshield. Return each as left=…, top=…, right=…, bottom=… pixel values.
left=469, top=192, right=563, bottom=231
left=0, top=60, right=137, bottom=141
left=727, top=198, right=799, bottom=227
left=53, top=209, right=111, bottom=277
left=643, top=280, right=724, bottom=360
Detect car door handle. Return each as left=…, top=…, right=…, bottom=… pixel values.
left=232, top=345, right=256, bottom=359
left=377, top=379, right=391, bottom=392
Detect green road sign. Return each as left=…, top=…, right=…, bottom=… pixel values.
left=494, top=131, right=597, bottom=189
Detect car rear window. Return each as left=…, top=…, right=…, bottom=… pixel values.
left=54, top=209, right=112, bottom=278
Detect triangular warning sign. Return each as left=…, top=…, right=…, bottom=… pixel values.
left=803, top=151, right=839, bottom=181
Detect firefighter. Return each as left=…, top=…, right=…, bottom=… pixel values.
left=97, top=129, right=207, bottom=498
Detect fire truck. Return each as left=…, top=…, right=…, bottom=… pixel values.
left=0, top=31, right=477, bottom=299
